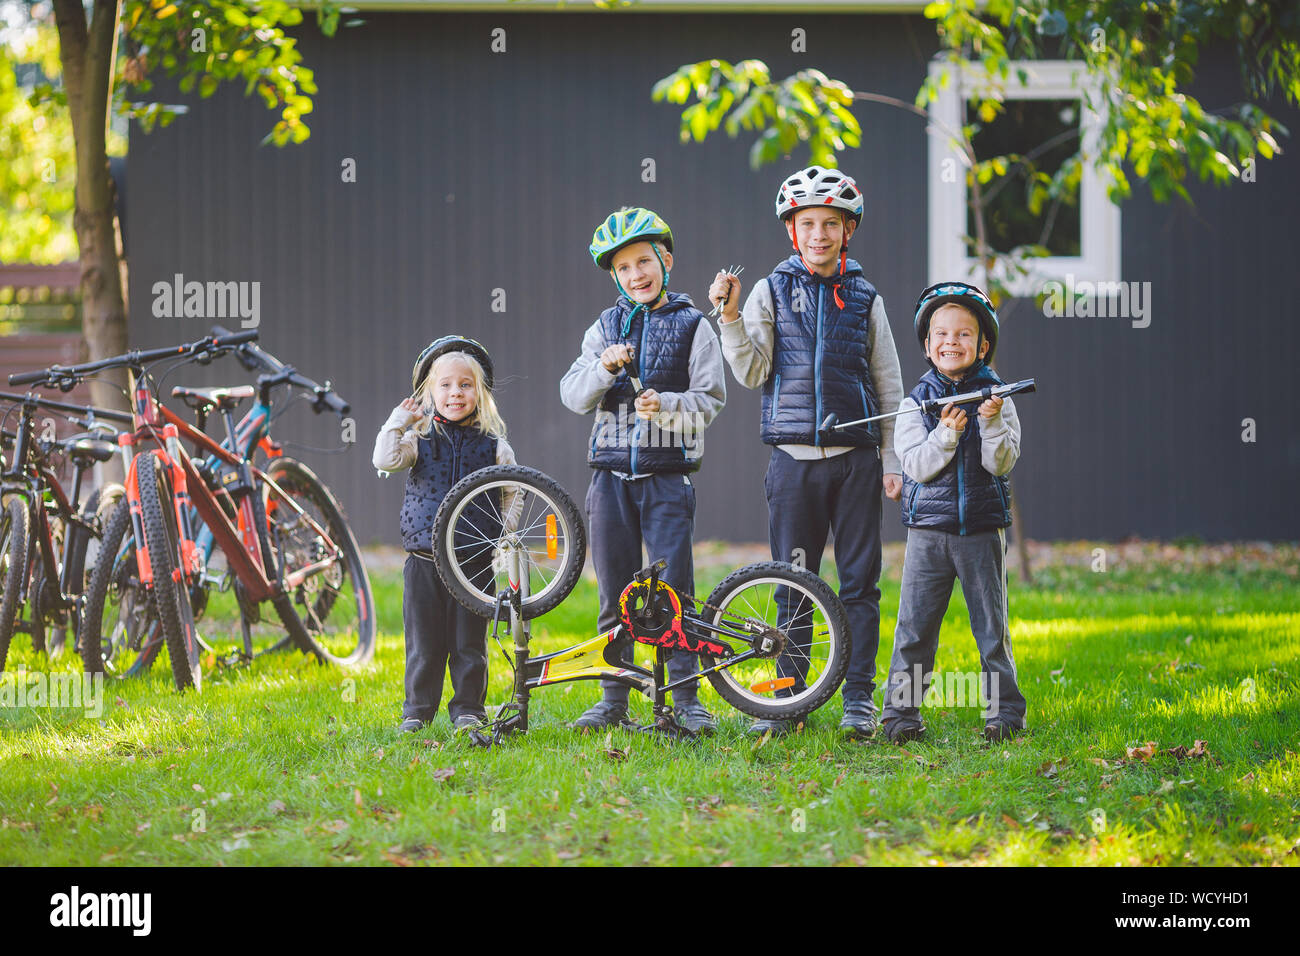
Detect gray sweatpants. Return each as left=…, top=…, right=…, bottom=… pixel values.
left=881, top=528, right=1027, bottom=728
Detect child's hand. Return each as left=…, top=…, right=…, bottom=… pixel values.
left=634, top=389, right=661, bottom=419
left=883, top=473, right=902, bottom=501
left=708, top=271, right=742, bottom=322
left=397, top=396, right=423, bottom=425
left=600, top=344, right=634, bottom=373
left=939, top=404, right=967, bottom=433
left=978, top=394, right=1003, bottom=419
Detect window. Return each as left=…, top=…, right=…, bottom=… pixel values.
left=927, top=60, right=1120, bottom=296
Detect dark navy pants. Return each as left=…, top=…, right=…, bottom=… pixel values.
left=401, top=553, right=489, bottom=723
left=585, top=469, right=701, bottom=705
left=764, top=446, right=883, bottom=703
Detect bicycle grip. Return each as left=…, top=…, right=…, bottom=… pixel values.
left=318, top=390, right=350, bottom=416
left=9, top=368, right=52, bottom=386
left=212, top=329, right=260, bottom=348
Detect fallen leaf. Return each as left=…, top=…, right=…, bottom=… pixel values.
left=136, top=822, right=151, bottom=834
left=1125, top=742, right=1158, bottom=761
left=268, top=800, right=286, bottom=814
left=430, top=767, right=455, bottom=782
left=1000, top=814, right=1020, bottom=830
left=353, top=788, right=363, bottom=807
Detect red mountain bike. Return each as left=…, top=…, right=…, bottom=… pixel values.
left=11, top=329, right=374, bottom=691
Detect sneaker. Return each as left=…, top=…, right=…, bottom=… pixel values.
left=983, top=719, right=1021, bottom=742
left=454, top=714, right=487, bottom=732
left=746, top=718, right=794, bottom=738
left=882, top=718, right=926, bottom=744
left=839, top=697, right=878, bottom=739
left=571, top=699, right=629, bottom=731
left=673, top=699, right=717, bottom=736
left=398, top=717, right=427, bottom=734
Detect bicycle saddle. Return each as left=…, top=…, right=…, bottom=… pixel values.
left=53, top=433, right=117, bottom=465
left=171, top=384, right=255, bottom=412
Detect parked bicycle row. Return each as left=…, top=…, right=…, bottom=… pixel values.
left=1, top=328, right=375, bottom=691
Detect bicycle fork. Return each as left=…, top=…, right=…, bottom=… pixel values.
left=491, top=539, right=532, bottom=745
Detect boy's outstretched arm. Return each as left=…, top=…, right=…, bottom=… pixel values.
left=978, top=395, right=1021, bottom=476
left=893, top=397, right=961, bottom=484
left=640, top=320, right=727, bottom=434
left=560, top=320, right=618, bottom=415
left=716, top=280, right=775, bottom=389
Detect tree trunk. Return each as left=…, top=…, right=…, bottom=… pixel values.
left=55, top=0, right=128, bottom=481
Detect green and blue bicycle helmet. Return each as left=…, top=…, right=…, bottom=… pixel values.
left=913, top=281, right=1000, bottom=363
left=412, top=335, right=494, bottom=392
left=589, top=207, right=674, bottom=270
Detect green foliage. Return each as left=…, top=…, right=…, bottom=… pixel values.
left=652, top=59, right=860, bottom=171
left=117, top=0, right=351, bottom=146
left=921, top=0, right=1296, bottom=203
left=0, top=20, right=121, bottom=263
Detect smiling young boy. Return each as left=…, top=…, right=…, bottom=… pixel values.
left=880, top=282, right=1028, bottom=744
left=710, top=165, right=905, bottom=738
left=560, top=207, right=726, bottom=734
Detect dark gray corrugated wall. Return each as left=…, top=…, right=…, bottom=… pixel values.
left=124, top=11, right=1299, bottom=545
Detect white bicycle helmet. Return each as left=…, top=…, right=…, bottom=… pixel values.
left=774, top=165, right=864, bottom=225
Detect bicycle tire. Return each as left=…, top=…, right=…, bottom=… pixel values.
left=77, top=489, right=142, bottom=673
left=136, top=453, right=202, bottom=691
left=0, top=496, right=30, bottom=673
left=261, top=457, right=376, bottom=666
left=700, top=562, right=851, bottom=720
left=431, top=465, right=585, bottom=620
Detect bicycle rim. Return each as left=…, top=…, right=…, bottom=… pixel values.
left=439, top=475, right=581, bottom=617
left=702, top=568, right=847, bottom=717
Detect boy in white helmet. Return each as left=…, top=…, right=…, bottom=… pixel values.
left=710, top=166, right=904, bottom=738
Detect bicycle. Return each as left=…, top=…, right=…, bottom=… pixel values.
left=427, top=464, right=851, bottom=745
left=0, top=392, right=132, bottom=670
left=11, top=328, right=375, bottom=691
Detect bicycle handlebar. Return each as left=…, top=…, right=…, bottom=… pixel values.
left=211, top=325, right=351, bottom=417
left=0, top=390, right=135, bottom=425
left=6, top=329, right=261, bottom=389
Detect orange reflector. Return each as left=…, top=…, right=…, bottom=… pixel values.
left=546, top=514, right=558, bottom=559
left=750, top=677, right=796, bottom=693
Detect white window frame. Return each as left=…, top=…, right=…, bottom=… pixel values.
left=927, top=59, right=1120, bottom=296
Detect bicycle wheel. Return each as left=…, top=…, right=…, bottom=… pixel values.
left=260, top=457, right=376, bottom=666
left=78, top=495, right=162, bottom=676
left=700, top=562, right=851, bottom=720
left=432, top=465, right=585, bottom=620
left=136, top=453, right=202, bottom=691
left=0, top=496, right=30, bottom=672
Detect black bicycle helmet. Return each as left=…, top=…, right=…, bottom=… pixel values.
left=411, top=335, right=494, bottom=392
left=913, top=281, right=1000, bottom=363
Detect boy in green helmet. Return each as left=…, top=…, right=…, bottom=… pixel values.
left=560, top=207, right=727, bottom=734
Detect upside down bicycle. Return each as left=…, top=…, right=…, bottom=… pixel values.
left=428, top=464, right=852, bottom=744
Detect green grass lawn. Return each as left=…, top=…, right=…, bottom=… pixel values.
left=0, top=547, right=1296, bottom=866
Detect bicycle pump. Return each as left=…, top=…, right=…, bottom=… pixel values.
left=817, top=378, right=1037, bottom=440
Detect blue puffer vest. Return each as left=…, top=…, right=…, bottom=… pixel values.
left=399, top=422, right=498, bottom=551
left=901, top=363, right=1012, bottom=536
left=761, top=255, right=880, bottom=447
left=589, top=291, right=702, bottom=475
